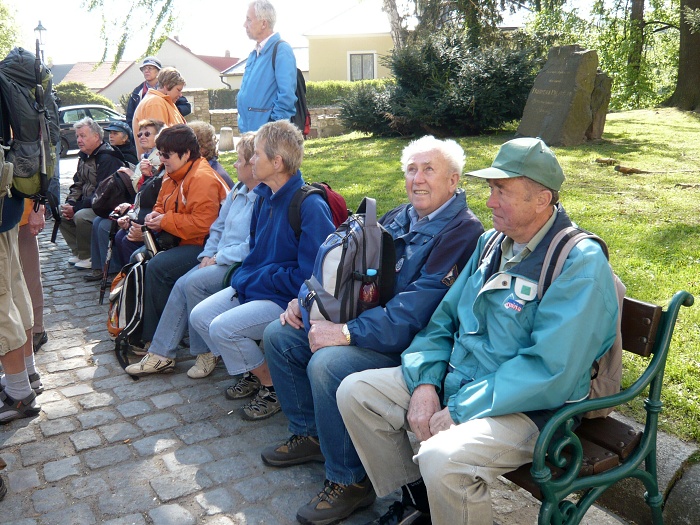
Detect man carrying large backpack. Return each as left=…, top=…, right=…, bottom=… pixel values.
left=260, top=136, right=485, bottom=525
left=59, top=118, right=124, bottom=268
left=336, top=138, right=620, bottom=525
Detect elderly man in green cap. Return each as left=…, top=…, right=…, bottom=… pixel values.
left=336, top=137, right=620, bottom=525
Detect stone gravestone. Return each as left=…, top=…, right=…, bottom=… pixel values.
left=517, top=45, right=611, bottom=146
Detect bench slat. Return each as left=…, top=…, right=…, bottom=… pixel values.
left=575, top=416, right=642, bottom=461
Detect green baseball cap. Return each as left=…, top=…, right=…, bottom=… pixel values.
left=467, top=137, right=565, bottom=191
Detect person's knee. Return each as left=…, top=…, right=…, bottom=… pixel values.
left=307, top=347, right=346, bottom=389
left=337, top=372, right=365, bottom=418
left=262, top=319, right=285, bottom=357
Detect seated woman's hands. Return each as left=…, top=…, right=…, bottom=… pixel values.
left=126, top=222, right=144, bottom=242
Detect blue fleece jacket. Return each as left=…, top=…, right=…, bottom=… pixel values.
left=231, top=171, right=334, bottom=309
left=237, top=33, right=298, bottom=133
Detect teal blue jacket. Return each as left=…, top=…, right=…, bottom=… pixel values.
left=402, top=207, right=618, bottom=426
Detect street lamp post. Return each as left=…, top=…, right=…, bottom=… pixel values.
left=34, top=20, right=47, bottom=62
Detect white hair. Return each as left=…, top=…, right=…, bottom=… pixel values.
left=400, top=135, right=466, bottom=175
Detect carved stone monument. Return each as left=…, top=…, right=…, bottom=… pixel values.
left=517, top=45, right=611, bottom=146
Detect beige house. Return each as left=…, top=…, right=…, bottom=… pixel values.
left=305, top=0, right=393, bottom=82
left=60, top=37, right=238, bottom=106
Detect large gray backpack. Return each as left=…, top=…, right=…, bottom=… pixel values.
left=299, top=197, right=395, bottom=330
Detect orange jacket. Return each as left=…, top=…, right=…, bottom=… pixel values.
left=154, top=157, right=229, bottom=246
left=132, top=89, right=186, bottom=155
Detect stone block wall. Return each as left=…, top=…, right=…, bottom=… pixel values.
left=183, top=88, right=348, bottom=141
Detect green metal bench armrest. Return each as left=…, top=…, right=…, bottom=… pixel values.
left=221, top=262, right=242, bottom=289
left=531, top=290, right=694, bottom=525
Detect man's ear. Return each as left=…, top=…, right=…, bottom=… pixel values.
left=535, top=189, right=553, bottom=212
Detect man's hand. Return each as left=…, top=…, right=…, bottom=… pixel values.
left=429, top=407, right=455, bottom=436
left=308, top=319, right=348, bottom=353
left=60, top=203, right=74, bottom=220
left=126, top=223, right=144, bottom=242
left=27, top=205, right=46, bottom=236
left=280, top=298, right=304, bottom=330
left=407, top=384, right=442, bottom=442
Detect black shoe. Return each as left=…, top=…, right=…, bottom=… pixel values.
left=367, top=501, right=431, bottom=525
left=261, top=434, right=325, bottom=467
left=33, top=331, right=48, bottom=353
left=296, top=477, right=376, bottom=525
left=84, top=269, right=104, bottom=282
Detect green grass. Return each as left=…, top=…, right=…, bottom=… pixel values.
left=220, top=108, right=700, bottom=442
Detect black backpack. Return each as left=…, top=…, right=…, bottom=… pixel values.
left=272, top=40, right=311, bottom=137
left=0, top=46, right=59, bottom=203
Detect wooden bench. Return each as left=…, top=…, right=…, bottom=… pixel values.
left=503, top=291, right=694, bottom=525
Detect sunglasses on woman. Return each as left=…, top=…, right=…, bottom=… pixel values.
left=137, top=131, right=153, bottom=138
left=159, top=151, right=173, bottom=160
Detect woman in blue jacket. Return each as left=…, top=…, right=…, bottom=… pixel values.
left=188, top=120, right=334, bottom=420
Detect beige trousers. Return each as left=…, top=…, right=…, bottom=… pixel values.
left=18, top=223, right=44, bottom=333
left=338, top=366, right=540, bottom=525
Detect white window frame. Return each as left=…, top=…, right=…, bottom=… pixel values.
left=347, top=51, right=378, bottom=81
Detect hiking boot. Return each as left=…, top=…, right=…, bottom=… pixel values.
left=261, top=435, right=325, bottom=467
left=84, top=269, right=104, bottom=282
left=225, top=371, right=261, bottom=399
left=297, top=477, right=376, bottom=525
left=240, top=385, right=280, bottom=420
left=124, top=352, right=175, bottom=376
left=28, top=372, right=44, bottom=395
left=366, top=501, right=431, bottom=525
left=187, top=352, right=218, bottom=379
left=33, top=330, right=48, bottom=353
left=0, top=389, right=41, bottom=424
left=128, top=341, right=150, bottom=357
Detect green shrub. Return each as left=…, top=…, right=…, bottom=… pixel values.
left=340, top=30, right=540, bottom=137
left=209, top=88, right=238, bottom=109
left=307, top=79, right=391, bottom=107
left=55, top=81, right=116, bottom=108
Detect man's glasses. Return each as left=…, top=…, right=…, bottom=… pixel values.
left=159, top=151, right=173, bottom=160
left=137, top=131, right=153, bottom=138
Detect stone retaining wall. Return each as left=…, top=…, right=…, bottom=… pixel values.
left=183, top=88, right=348, bottom=147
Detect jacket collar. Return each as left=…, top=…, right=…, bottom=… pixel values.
left=389, top=189, right=468, bottom=240
left=78, top=141, right=112, bottom=161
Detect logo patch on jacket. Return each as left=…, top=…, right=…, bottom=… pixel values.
left=441, top=265, right=459, bottom=287
left=504, top=294, right=524, bottom=312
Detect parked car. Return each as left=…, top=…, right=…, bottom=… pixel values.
left=58, top=104, right=127, bottom=157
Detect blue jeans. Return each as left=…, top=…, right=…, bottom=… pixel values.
left=148, top=263, right=230, bottom=358
left=90, top=217, right=122, bottom=273
left=115, top=229, right=144, bottom=264
left=189, top=288, right=282, bottom=376
left=141, top=244, right=202, bottom=342
left=263, top=320, right=400, bottom=485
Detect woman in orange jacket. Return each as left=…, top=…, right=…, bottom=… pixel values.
left=136, top=124, right=229, bottom=351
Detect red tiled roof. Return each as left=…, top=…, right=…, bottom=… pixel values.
left=59, top=61, right=133, bottom=90
left=197, top=55, right=240, bottom=72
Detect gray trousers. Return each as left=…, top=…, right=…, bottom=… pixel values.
left=338, top=366, right=540, bottom=525
left=59, top=207, right=97, bottom=260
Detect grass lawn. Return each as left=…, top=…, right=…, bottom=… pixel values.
left=220, top=108, right=700, bottom=442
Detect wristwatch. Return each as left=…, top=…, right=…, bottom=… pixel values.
left=341, top=324, right=351, bottom=345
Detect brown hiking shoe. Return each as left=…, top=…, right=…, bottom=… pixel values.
left=296, top=477, right=376, bottom=525
left=261, top=435, right=325, bottom=467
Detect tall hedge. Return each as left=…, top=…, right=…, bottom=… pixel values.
left=55, top=81, right=116, bottom=109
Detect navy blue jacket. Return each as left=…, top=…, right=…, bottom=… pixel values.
left=347, top=189, right=484, bottom=356
left=231, top=171, right=335, bottom=309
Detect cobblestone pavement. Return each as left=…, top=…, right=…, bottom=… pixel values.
left=0, top=158, right=626, bottom=525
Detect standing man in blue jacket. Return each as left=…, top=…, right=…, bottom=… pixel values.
left=260, top=136, right=485, bottom=525
left=337, top=138, right=620, bottom=525
left=237, top=0, right=297, bottom=133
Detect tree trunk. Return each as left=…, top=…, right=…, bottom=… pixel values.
left=627, top=0, right=645, bottom=106
left=382, top=0, right=407, bottom=48
left=664, top=0, right=700, bottom=111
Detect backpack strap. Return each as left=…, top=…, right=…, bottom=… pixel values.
left=289, top=184, right=326, bottom=240
left=477, top=230, right=505, bottom=267
left=271, top=40, right=284, bottom=71
left=537, top=226, right=610, bottom=300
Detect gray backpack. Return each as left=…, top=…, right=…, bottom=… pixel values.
left=299, top=197, right=395, bottom=330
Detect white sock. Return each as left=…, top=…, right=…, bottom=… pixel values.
left=3, top=370, right=32, bottom=401
left=24, top=354, right=37, bottom=376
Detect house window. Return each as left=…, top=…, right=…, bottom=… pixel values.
left=350, top=53, right=375, bottom=81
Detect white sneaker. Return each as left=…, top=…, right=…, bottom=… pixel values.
left=74, top=258, right=92, bottom=269
left=187, top=352, right=218, bottom=379
left=124, top=352, right=175, bottom=376
left=68, top=255, right=80, bottom=264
